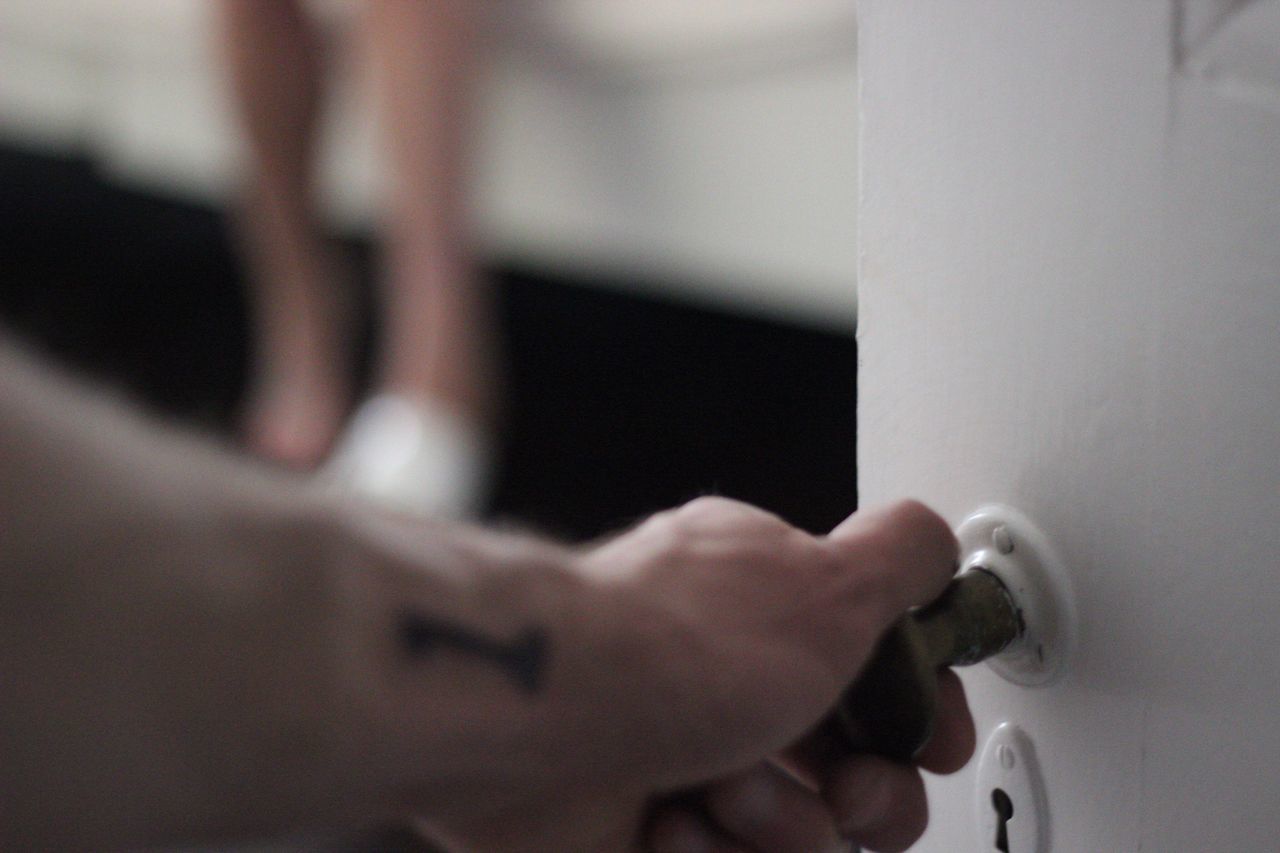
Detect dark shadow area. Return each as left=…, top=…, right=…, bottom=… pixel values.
left=0, top=145, right=857, bottom=540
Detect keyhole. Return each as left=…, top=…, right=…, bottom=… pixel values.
left=991, top=788, right=1014, bottom=851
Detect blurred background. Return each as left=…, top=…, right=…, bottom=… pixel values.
left=0, top=0, right=859, bottom=539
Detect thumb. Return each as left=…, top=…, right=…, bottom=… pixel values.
left=827, top=500, right=959, bottom=638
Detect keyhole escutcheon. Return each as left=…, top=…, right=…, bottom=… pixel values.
left=976, top=724, right=1044, bottom=852
left=991, top=787, right=1014, bottom=851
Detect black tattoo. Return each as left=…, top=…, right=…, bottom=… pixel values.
left=398, top=611, right=550, bottom=694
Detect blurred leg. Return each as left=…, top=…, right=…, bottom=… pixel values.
left=361, top=0, right=498, bottom=421
left=218, top=0, right=350, bottom=468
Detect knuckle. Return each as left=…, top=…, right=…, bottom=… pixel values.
left=674, top=495, right=788, bottom=534
left=875, top=500, right=958, bottom=567
left=827, top=531, right=894, bottom=593
left=637, top=508, right=692, bottom=554
left=884, top=499, right=948, bottom=541
left=677, top=495, right=742, bottom=520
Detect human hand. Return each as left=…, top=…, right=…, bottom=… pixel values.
left=0, top=346, right=969, bottom=851
left=644, top=668, right=973, bottom=852
left=432, top=498, right=973, bottom=851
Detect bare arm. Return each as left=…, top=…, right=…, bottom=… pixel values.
left=0, top=344, right=589, bottom=848
left=0, top=343, right=972, bottom=852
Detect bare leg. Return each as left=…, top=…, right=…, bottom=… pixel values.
left=218, top=0, right=351, bottom=468
left=361, top=0, right=498, bottom=421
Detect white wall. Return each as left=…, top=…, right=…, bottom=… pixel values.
left=858, top=1, right=1280, bottom=849
left=0, top=0, right=858, bottom=328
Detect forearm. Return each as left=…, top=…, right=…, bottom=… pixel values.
left=323, top=509, right=612, bottom=840
left=0, top=347, right=605, bottom=848
left=0, top=346, right=355, bottom=846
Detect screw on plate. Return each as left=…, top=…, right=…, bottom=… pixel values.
left=993, top=524, right=1015, bottom=555
left=830, top=569, right=1024, bottom=761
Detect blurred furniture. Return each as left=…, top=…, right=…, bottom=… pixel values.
left=0, top=0, right=857, bottom=327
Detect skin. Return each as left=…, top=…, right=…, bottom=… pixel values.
left=218, top=0, right=350, bottom=466
left=217, top=0, right=494, bottom=468
left=0, top=345, right=973, bottom=852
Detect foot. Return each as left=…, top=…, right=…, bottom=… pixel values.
left=241, top=366, right=349, bottom=470
left=239, top=255, right=353, bottom=470
left=323, top=394, right=493, bottom=517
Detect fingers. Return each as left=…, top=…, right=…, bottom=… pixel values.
left=652, top=756, right=935, bottom=853
left=705, top=763, right=851, bottom=853
left=647, top=808, right=753, bottom=853
left=914, top=670, right=975, bottom=775
left=761, top=670, right=972, bottom=852
left=824, top=755, right=927, bottom=853
left=774, top=719, right=853, bottom=789
left=828, top=500, right=959, bottom=628
left=781, top=668, right=975, bottom=785
left=652, top=738, right=957, bottom=853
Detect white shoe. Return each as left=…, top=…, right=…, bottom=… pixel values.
left=323, top=394, right=492, bottom=518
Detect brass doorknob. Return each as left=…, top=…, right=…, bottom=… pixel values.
left=833, top=568, right=1024, bottom=761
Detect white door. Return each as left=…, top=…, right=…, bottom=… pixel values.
left=857, top=2, right=1280, bottom=850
